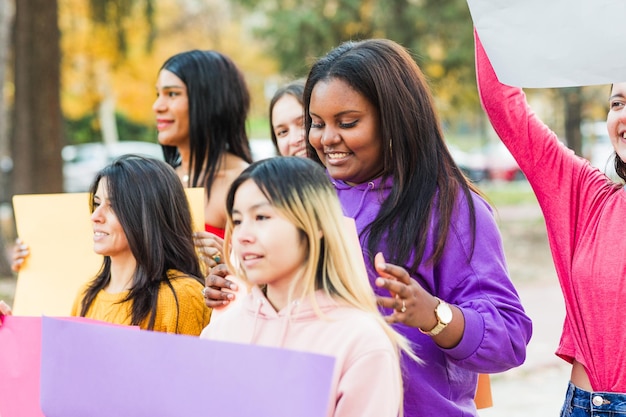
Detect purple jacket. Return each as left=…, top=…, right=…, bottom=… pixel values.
left=332, top=174, right=532, bottom=417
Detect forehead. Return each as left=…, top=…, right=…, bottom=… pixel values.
left=309, top=78, right=368, bottom=113
left=272, top=95, right=303, bottom=121
left=233, top=180, right=267, bottom=206
left=156, top=69, right=186, bottom=88
left=94, top=177, right=109, bottom=198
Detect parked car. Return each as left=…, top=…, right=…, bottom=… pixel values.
left=447, top=142, right=524, bottom=183
left=482, top=141, right=524, bottom=182
left=448, top=144, right=488, bottom=183
left=63, top=141, right=164, bottom=192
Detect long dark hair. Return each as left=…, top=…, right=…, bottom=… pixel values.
left=303, top=39, right=482, bottom=273
left=269, top=79, right=306, bottom=152
left=610, top=84, right=626, bottom=183
left=159, top=50, right=253, bottom=199
left=80, top=155, right=203, bottom=330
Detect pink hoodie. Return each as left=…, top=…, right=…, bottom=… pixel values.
left=200, top=286, right=403, bottom=417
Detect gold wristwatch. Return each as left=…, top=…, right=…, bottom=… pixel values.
left=419, top=297, right=453, bottom=336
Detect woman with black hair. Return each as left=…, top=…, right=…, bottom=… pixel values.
left=72, top=155, right=210, bottom=334
left=153, top=50, right=253, bottom=268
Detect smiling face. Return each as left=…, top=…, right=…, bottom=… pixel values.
left=272, top=94, right=306, bottom=157
left=91, top=178, right=131, bottom=260
left=230, top=179, right=308, bottom=302
left=152, top=69, right=190, bottom=149
left=608, top=82, right=626, bottom=164
left=308, top=78, right=384, bottom=185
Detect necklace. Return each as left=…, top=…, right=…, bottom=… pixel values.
left=182, top=174, right=189, bottom=183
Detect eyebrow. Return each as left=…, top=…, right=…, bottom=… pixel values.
left=309, top=109, right=361, bottom=118
left=156, top=85, right=185, bottom=90
left=232, top=201, right=272, bottom=214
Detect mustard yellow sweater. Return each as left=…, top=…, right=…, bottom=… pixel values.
left=71, top=270, right=211, bottom=336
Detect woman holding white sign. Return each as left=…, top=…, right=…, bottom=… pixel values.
left=475, top=30, right=626, bottom=416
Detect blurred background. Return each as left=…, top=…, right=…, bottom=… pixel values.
left=0, top=1, right=617, bottom=413
left=0, top=0, right=617, bottom=315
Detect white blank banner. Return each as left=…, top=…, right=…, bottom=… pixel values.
left=467, top=0, right=626, bottom=88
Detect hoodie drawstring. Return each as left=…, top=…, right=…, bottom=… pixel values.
left=333, top=180, right=375, bottom=218
left=249, top=294, right=301, bottom=348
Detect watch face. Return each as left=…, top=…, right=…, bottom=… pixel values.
left=436, top=302, right=453, bottom=324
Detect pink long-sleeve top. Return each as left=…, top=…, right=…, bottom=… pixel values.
left=476, top=32, right=626, bottom=392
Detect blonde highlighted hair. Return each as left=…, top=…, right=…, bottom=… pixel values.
left=224, top=156, right=419, bottom=365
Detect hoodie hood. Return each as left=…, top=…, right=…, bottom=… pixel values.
left=327, top=173, right=392, bottom=219
left=329, top=173, right=393, bottom=283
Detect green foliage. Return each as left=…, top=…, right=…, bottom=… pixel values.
left=64, top=113, right=156, bottom=145
left=481, top=181, right=539, bottom=207
left=64, top=114, right=99, bottom=145
left=244, top=1, right=379, bottom=77
left=247, top=116, right=271, bottom=140
left=234, top=0, right=478, bottom=113
left=88, top=0, right=155, bottom=55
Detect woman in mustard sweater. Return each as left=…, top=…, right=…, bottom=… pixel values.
left=71, top=155, right=211, bottom=335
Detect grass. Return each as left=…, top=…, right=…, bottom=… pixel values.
left=479, top=180, right=539, bottom=207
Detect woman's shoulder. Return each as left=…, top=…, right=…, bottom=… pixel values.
left=156, top=270, right=210, bottom=334
left=322, top=300, right=394, bottom=347
left=219, top=153, right=249, bottom=177
left=161, top=270, right=204, bottom=298
left=200, top=293, right=252, bottom=340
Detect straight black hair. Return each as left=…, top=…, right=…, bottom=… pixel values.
left=80, top=155, right=203, bottom=330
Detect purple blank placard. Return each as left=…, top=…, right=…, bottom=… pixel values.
left=40, top=317, right=335, bottom=417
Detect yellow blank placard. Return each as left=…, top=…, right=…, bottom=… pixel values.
left=12, top=188, right=205, bottom=316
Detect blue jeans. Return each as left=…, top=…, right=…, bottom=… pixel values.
left=560, top=382, right=626, bottom=417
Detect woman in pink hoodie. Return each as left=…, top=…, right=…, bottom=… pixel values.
left=200, top=156, right=417, bottom=417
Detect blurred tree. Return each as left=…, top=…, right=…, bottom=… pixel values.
left=0, top=0, right=14, bottom=202
left=233, top=0, right=477, bottom=113
left=59, top=0, right=276, bottom=140
left=12, top=0, right=63, bottom=194
left=88, top=0, right=156, bottom=55
left=60, top=0, right=157, bottom=145
left=561, top=87, right=583, bottom=156
left=0, top=0, right=13, bottom=276
left=235, top=0, right=590, bottom=154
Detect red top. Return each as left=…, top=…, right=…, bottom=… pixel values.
left=204, top=223, right=225, bottom=239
